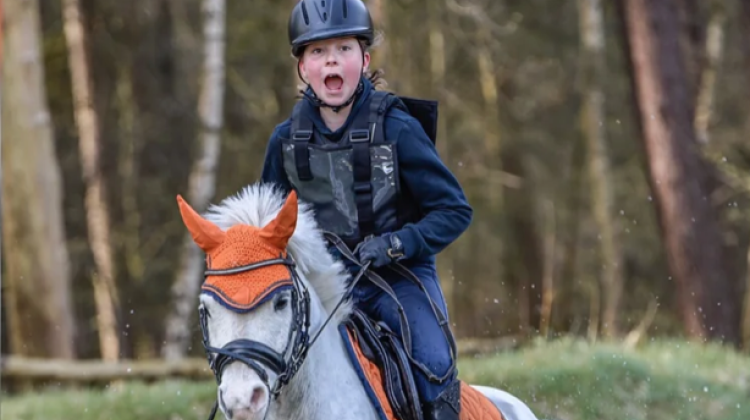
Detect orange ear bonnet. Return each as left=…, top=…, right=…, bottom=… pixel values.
left=177, top=192, right=300, bottom=312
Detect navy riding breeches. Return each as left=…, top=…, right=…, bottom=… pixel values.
left=349, top=260, right=457, bottom=403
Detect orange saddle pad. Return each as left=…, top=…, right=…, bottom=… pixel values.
left=342, top=327, right=505, bottom=420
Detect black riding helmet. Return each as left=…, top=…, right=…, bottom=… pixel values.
left=288, top=0, right=374, bottom=57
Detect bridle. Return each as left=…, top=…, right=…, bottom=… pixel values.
left=199, top=251, right=371, bottom=420
left=197, top=233, right=456, bottom=420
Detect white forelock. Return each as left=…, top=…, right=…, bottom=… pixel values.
left=202, top=182, right=353, bottom=323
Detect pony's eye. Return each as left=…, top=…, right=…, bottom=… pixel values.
left=274, top=296, right=289, bottom=312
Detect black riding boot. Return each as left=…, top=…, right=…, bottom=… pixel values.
left=423, top=380, right=461, bottom=420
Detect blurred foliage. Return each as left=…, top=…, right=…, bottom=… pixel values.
left=2, top=0, right=750, bottom=359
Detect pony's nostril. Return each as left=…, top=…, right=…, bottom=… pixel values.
left=249, top=386, right=267, bottom=412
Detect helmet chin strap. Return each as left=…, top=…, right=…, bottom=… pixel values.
left=301, top=80, right=363, bottom=113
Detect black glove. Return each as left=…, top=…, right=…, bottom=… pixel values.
left=357, top=233, right=405, bottom=268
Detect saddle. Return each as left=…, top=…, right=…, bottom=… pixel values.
left=345, top=308, right=424, bottom=420
left=324, top=231, right=506, bottom=420
left=322, top=231, right=459, bottom=420
left=341, top=309, right=506, bottom=420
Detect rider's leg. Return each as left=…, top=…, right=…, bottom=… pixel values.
left=353, top=261, right=461, bottom=420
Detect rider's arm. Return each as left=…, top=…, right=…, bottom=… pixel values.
left=389, top=112, right=473, bottom=261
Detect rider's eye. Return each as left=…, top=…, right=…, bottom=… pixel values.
left=274, top=296, right=289, bottom=311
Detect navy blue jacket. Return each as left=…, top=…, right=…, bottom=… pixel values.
left=260, top=78, right=472, bottom=264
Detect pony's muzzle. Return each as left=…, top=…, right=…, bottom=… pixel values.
left=219, top=380, right=269, bottom=420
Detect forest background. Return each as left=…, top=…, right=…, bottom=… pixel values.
left=2, top=0, right=750, bottom=400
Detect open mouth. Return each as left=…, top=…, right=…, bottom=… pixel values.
left=324, top=73, right=344, bottom=91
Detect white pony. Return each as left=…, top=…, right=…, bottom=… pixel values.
left=176, top=183, right=541, bottom=420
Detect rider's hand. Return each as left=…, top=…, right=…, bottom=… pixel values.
left=357, top=233, right=405, bottom=268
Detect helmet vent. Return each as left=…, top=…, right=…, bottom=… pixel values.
left=323, top=12, right=328, bottom=21
left=301, top=2, right=310, bottom=25
left=342, top=0, right=348, bottom=18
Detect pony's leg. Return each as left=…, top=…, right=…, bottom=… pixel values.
left=472, top=385, right=541, bottom=420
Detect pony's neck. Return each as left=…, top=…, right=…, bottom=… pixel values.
left=269, top=296, right=378, bottom=420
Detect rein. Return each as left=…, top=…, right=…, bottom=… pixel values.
left=199, top=232, right=456, bottom=420
left=323, top=232, right=458, bottom=384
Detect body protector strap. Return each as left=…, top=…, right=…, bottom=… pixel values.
left=288, top=91, right=438, bottom=244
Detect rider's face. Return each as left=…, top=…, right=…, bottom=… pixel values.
left=299, top=37, right=370, bottom=107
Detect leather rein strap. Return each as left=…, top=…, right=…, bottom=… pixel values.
left=323, top=231, right=458, bottom=384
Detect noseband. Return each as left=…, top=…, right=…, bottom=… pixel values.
left=199, top=255, right=312, bottom=420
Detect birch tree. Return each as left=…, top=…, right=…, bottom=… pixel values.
left=63, top=0, right=121, bottom=361
left=163, top=0, right=226, bottom=360
left=578, top=0, right=623, bottom=338
left=2, top=0, right=76, bottom=358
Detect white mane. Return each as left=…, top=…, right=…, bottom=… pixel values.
left=202, top=182, right=353, bottom=324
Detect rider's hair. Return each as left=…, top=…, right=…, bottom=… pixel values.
left=362, top=30, right=388, bottom=90
left=295, top=31, right=388, bottom=97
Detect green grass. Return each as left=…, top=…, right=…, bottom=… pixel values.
left=457, top=338, right=750, bottom=420
left=1, top=380, right=216, bottom=420
left=3, top=339, right=749, bottom=420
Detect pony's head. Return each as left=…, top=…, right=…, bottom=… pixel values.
left=176, top=184, right=351, bottom=420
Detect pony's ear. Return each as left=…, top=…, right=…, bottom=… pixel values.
left=176, top=195, right=226, bottom=251
left=259, top=191, right=298, bottom=250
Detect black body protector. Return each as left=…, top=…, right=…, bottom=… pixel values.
left=282, top=90, right=438, bottom=248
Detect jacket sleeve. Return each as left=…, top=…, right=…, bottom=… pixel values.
left=260, top=125, right=293, bottom=194
left=392, top=117, right=473, bottom=260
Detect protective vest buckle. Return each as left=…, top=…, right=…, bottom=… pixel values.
left=293, top=130, right=313, bottom=141
left=349, top=129, right=371, bottom=143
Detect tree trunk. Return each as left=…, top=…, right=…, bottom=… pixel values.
left=675, top=0, right=704, bottom=99
left=1, top=0, right=76, bottom=359
left=693, top=0, right=725, bottom=144
left=503, top=150, right=544, bottom=337
left=741, top=0, right=750, bottom=352
left=368, top=0, right=388, bottom=71
left=63, top=0, right=121, bottom=361
left=427, top=0, right=446, bottom=153
left=741, top=0, right=750, bottom=128
left=116, top=53, right=145, bottom=284
left=743, top=247, right=750, bottom=352
left=578, top=0, right=624, bottom=338
left=538, top=198, right=556, bottom=339
left=620, top=0, right=737, bottom=344
left=426, top=0, right=458, bottom=314
left=163, top=0, right=226, bottom=360
left=0, top=1, right=4, bottom=67
left=476, top=24, right=501, bottom=186
left=475, top=20, right=506, bottom=317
